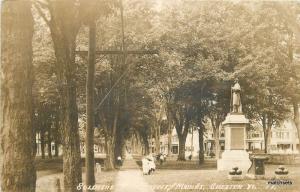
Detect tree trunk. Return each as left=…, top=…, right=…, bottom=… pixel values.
left=33, top=137, right=37, bottom=157
left=114, top=129, right=125, bottom=162
left=41, top=130, right=46, bottom=159
left=262, top=115, right=268, bottom=154
left=264, top=131, right=268, bottom=154
left=144, top=138, right=150, bottom=155
left=85, top=20, right=96, bottom=188
left=167, top=125, right=172, bottom=156
left=198, top=127, right=204, bottom=164
left=54, top=116, right=60, bottom=157
left=50, top=22, right=82, bottom=192
left=54, top=141, right=59, bottom=157
left=104, top=136, right=115, bottom=170
left=52, top=41, right=82, bottom=192
left=60, top=95, right=82, bottom=192
left=47, top=131, right=52, bottom=159
left=1, top=1, right=36, bottom=191
left=266, top=116, right=273, bottom=154
left=41, top=2, right=82, bottom=190
left=214, top=128, right=220, bottom=159
left=138, top=138, right=143, bottom=155
left=155, top=123, right=161, bottom=154
left=178, top=135, right=187, bottom=161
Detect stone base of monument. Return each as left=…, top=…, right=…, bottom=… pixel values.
left=217, top=150, right=251, bottom=172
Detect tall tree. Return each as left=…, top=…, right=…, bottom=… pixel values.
left=1, top=1, right=36, bottom=191
left=168, top=90, right=193, bottom=161
left=35, top=1, right=83, bottom=190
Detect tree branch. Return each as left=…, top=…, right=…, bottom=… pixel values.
left=34, top=1, right=51, bottom=27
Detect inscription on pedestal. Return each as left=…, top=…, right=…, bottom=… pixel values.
left=231, top=128, right=244, bottom=150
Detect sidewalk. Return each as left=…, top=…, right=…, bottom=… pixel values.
left=114, top=154, right=154, bottom=192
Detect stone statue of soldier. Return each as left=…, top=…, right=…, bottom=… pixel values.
left=218, top=79, right=251, bottom=173
left=231, top=80, right=242, bottom=113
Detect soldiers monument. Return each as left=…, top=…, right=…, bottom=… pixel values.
left=217, top=81, right=251, bottom=172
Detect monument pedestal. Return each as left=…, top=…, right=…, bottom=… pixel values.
left=217, top=113, right=251, bottom=172
left=218, top=150, right=251, bottom=172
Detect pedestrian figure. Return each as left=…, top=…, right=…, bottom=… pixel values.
left=117, top=156, right=122, bottom=167
left=163, top=154, right=167, bottom=162
left=156, top=154, right=160, bottom=161
left=147, top=154, right=156, bottom=173
left=142, top=157, right=151, bottom=175
left=96, top=163, right=101, bottom=173
left=159, top=154, right=164, bottom=165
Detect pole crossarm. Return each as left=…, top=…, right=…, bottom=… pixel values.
left=76, top=50, right=159, bottom=55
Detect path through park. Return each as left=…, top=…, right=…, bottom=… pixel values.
left=114, top=154, right=154, bottom=192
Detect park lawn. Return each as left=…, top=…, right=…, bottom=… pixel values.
left=35, top=157, right=63, bottom=177
left=35, top=157, right=117, bottom=192
left=136, top=159, right=216, bottom=170
left=143, top=165, right=300, bottom=192
left=157, top=159, right=216, bottom=170
left=36, top=171, right=117, bottom=192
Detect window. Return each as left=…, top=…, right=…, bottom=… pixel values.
left=220, top=132, right=225, bottom=137
left=172, top=136, right=178, bottom=143
left=172, top=146, right=178, bottom=154
left=220, top=143, right=225, bottom=150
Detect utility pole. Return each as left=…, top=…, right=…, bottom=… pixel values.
left=85, top=19, right=96, bottom=188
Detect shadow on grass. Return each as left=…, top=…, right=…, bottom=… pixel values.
left=35, top=157, right=63, bottom=172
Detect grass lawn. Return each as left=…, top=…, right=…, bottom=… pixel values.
left=142, top=164, right=300, bottom=192
left=35, top=157, right=117, bottom=192
left=136, top=158, right=217, bottom=170
left=36, top=171, right=117, bottom=192
left=35, top=157, right=63, bottom=177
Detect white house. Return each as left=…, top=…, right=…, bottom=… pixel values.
left=269, top=119, right=299, bottom=154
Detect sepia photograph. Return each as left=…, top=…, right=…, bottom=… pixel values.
left=1, top=0, right=300, bottom=191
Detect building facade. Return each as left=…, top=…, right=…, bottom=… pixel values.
left=156, top=118, right=299, bottom=158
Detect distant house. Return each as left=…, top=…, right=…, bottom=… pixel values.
left=157, top=127, right=225, bottom=158
left=156, top=118, right=299, bottom=158
left=35, top=132, right=62, bottom=157
left=246, top=123, right=264, bottom=152
left=269, top=120, right=299, bottom=154
left=245, top=119, right=299, bottom=154
left=80, top=137, right=106, bottom=158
